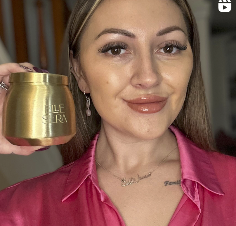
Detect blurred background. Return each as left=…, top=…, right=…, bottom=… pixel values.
left=0, top=0, right=235, bottom=190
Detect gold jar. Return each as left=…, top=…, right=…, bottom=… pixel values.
left=2, top=72, right=76, bottom=146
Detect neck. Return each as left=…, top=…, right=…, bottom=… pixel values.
left=95, top=123, right=179, bottom=175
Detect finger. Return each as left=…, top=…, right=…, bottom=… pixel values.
left=0, top=84, right=8, bottom=96
left=0, top=136, right=43, bottom=155
left=1, top=75, right=10, bottom=86
left=19, top=63, right=48, bottom=73
left=15, top=145, right=48, bottom=155
left=9, top=149, right=36, bottom=156
left=19, top=62, right=35, bottom=68
left=18, top=62, right=35, bottom=72
left=0, top=63, right=28, bottom=77
left=0, top=74, right=10, bottom=96
left=0, top=63, right=37, bottom=88
left=15, top=146, right=44, bottom=156
left=1, top=144, right=49, bottom=155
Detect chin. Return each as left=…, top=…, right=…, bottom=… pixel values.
left=125, top=125, right=169, bottom=141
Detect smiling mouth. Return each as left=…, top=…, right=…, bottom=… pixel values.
left=125, top=95, right=168, bottom=114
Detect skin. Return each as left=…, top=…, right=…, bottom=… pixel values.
left=71, top=0, right=193, bottom=224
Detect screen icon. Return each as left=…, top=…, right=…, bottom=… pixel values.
left=218, top=0, right=231, bottom=12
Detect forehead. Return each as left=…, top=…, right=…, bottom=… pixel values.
left=86, top=0, right=187, bottom=36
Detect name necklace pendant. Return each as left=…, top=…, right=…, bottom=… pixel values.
left=96, top=146, right=177, bottom=187
left=120, top=172, right=152, bottom=187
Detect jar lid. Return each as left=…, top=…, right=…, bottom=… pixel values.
left=10, top=72, right=68, bottom=85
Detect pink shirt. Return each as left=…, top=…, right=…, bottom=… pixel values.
left=1, top=126, right=236, bottom=225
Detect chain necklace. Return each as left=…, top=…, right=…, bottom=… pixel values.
left=96, top=146, right=178, bottom=187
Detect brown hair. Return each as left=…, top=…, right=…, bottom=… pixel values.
left=60, top=0, right=215, bottom=165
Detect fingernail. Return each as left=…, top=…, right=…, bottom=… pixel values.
left=36, top=146, right=50, bottom=151
left=42, top=69, right=49, bottom=73
left=19, top=64, right=34, bottom=72
left=33, top=67, right=49, bottom=73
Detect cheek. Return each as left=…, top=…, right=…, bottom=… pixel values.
left=174, top=53, right=193, bottom=92
left=165, top=56, right=193, bottom=106
left=177, top=63, right=193, bottom=111
left=86, top=69, right=124, bottom=97
left=81, top=53, right=131, bottom=97
left=81, top=63, right=126, bottom=114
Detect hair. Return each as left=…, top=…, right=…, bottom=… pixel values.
left=59, top=0, right=215, bottom=165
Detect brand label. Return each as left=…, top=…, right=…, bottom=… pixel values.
left=42, top=104, right=68, bottom=124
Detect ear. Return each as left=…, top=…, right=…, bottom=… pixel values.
left=69, top=50, right=90, bottom=93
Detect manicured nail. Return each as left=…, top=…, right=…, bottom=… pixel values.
left=19, top=64, right=34, bottom=72
left=36, top=146, right=50, bottom=151
left=42, top=69, right=49, bottom=73
left=33, top=67, right=49, bottom=73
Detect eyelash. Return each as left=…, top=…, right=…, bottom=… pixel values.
left=98, top=42, right=128, bottom=54
left=158, top=40, right=187, bottom=55
left=98, top=41, right=187, bottom=56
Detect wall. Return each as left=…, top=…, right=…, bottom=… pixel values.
left=188, top=0, right=213, bottom=114
left=211, top=33, right=236, bottom=136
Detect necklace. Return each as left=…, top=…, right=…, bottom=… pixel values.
left=96, top=146, right=178, bottom=187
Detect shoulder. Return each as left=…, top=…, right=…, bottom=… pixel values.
left=208, top=151, right=236, bottom=188
left=3, top=160, right=74, bottom=189
left=0, top=145, right=95, bottom=223
left=208, top=151, right=236, bottom=170
left=0, top=161, right=75, bottom=209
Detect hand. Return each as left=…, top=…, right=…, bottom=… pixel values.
left=0, top=63, right=47, bottom=155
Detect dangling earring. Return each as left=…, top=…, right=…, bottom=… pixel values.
left=84, top=91, right=91, bottom=117
left=69, top=65, right=74, bottom=76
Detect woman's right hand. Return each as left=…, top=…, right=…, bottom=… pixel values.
left=0, top=63, right=47, bottom=155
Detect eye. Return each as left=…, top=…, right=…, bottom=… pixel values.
left=158, top=41, right=187, bottom=55
left=108, top=47, right=126, bottom=55
left=162, top=45, right=177, bottom=54
left=98, top=42, right=128, bottom=56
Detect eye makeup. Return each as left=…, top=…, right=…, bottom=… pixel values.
left=97, top=39, right=188, bottom=57
left=98, top=42, right=128, bottom=54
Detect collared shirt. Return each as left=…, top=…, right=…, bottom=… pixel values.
left=0, top=126, right=236, bottom=225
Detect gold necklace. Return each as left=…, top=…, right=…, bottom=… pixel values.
left=96, top=146, right=178, bottom=187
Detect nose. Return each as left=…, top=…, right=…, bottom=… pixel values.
left=130, top=51, right=162, bottom=89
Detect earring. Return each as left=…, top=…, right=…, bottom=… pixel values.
left=70, top=66, right=73, bottom=75
left=84, top=91, right=91, bottom=117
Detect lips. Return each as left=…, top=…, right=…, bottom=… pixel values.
left=125, top=95, right=167, bottom=114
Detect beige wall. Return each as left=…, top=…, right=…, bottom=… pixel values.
left=188, top=0, right=213, bottom=113
left=0, top=146, right=63, bottom=190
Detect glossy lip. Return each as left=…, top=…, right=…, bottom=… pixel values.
left=125, top=95, right=168, bottom=114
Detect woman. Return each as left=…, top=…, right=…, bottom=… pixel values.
left=0, top=0, right=236, bottom=225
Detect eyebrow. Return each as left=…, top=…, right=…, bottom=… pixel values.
left=95, top=28, right=135, bottom=40
left=95, top=26, right=186, bottom=40
left=156, top=26, right=187, bottom=36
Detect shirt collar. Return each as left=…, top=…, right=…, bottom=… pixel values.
left=62, top=133, right=100, bottom=202
left=170, top=126, right=224, bottom=208
left=62, top=127, right=224, bottom=203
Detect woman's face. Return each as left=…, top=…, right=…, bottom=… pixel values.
left=76, top=0, right=193, bottom=140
